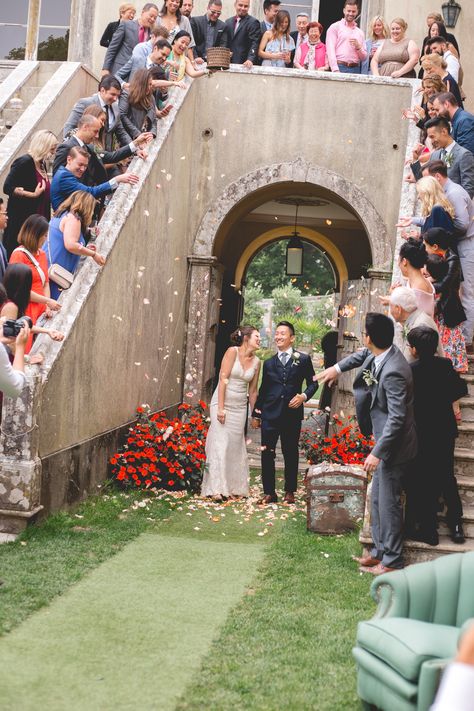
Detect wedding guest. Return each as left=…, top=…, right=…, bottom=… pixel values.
left=190, top=0, right=228, bottom=64
left=406, top=325, right=466, bottom=545
left=361, top=15, right=389, bottom=74
left=425, top=35, right=460, bottom=84
left=102, top=3, right=159, bottom=76
left=316, top=312, right=417, bottom=573
left=0, top=308, right=29, bottom=398
left=432, top=92, right=474, bottom=156
left=3, top=129, right=58, bottom=257
left=420, top=54, right=462, bottom=108
left=181, top=0, right=193, bottom=17
left=389, top=286, right=442, bottom=362
left=100, top=4, right=137, bottom=47
left=155, top=0, right=195, bottom=57
left=420, top=12, right=459, bottom=64
left=9, top=215, right=61, bottom=344
left=423, top=227, right=468, bottom=377
left=115, top=25, right=171, bottom=85
left=398, top=176, right=455, bottom=235
left=167, top=31, right=208, bottom=80
left=371, top=17, right=419, bottom=78
left=326, top=0, right=367, bottom=74
left=258, top=10, right=294, bottom=68
left=425, top=116, right=474, bottom=199
left=290, top=12, right=309, bottom=65
left=43, top=191, right=106, bottom=300
left=202, top=325, right=261, bottom=500
left=293, top=22, right=328, bottom=71
left=260, top=0, right=280, bottom=33
left=0, top=199, right=9, bottom=281
left=1, top=264, right=64, bottom=352
left=224, top=0, right=261, bottom=69
left=118, top=68, right=158, bottom=139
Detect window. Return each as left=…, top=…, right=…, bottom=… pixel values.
left=0, top=0, right=71, bottom=60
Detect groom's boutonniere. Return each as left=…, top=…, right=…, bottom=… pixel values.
left=291, top=351, right=301, bottom=366
left=362, top=369, right=378, bottom=387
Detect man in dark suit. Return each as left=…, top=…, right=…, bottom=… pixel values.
left=290, top=12, right=309, bottom=66
left=102, top=3, right=159, bottom=76
left=191, top=0, right=229, bottom=62
left=432, top=92, right=474, bottom=156
left=317, top=313, right=417, bottom=573
left=62, top=76, right=152, bottom=155
left=252, top=320, right=317, bottom=505
left=53, top=115, right=136, bottom=186
left=225, top=0, right=261, bottom=68
left=406, top=326, right=467, bottom=545
left=425, top=116, right=474, bottom=198
left=260, top=0, right=280, bottom=32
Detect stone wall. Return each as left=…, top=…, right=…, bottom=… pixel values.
left=1, top=68, right=418, bottom=523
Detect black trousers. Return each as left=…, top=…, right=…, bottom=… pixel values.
left=405, top=438, right=463, bottom=534
left=261, top=417, right=302, bottom=495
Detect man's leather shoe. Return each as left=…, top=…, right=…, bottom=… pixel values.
left=352, top=555, right=380, bottom=567
left=451, top=523, right=466, bottom=544
left=360, top=563, right=401, bottom=575
left=258, top=494, right=278, bottom=505
left=283, top=492, right=295, bottom=504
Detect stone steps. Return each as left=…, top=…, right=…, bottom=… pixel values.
left=463, top=374, right=474, bottom=396
left=360, top=533, right=474, bottom=564
left=459, top=397, right=474, bottom=421
left=457, top=423, right=474, bottom=449
left=439, top=505, right=474, bottom=537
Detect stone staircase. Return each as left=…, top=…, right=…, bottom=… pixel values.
left=0, top=62, right=59, bottom=139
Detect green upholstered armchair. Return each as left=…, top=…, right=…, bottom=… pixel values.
left=353, top=552, right=474, bottom=711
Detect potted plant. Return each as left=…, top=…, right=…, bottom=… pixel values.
left=300, top=414, right=374, bottom=534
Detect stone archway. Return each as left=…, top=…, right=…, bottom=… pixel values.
left=185, top=158, right=392, bottom=401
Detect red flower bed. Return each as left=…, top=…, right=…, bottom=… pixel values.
left=109, top=402, right=209, bottom=491
left=300, top=414, right=374, bottom=466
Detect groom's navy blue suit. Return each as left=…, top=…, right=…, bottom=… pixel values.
left=253, top=351, right=317, bottom=495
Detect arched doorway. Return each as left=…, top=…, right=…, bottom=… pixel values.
left=185, top=160, right=391, bottom=402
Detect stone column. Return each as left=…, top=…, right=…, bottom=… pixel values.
left=183, top=255, right=223, bottom=404
left=68, top=0, right=96, bottom=67
left=25, top=0, right=41, bottom=61
left=0, top=370, right=43, bottom=539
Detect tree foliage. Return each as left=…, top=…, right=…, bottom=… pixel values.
left=245, top=240, right=335, bottom=297
left=242, top=284, right=265, bottom=328
left=6, top=32, right=69, bottom=61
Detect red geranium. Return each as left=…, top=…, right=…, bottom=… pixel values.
left=300, top=414, right=374, bottom=466
left=109, top=402, right=209, bottom=492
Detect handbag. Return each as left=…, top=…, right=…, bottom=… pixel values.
left=46, top=238, right=74, bottom=290
left=14, top=246, right=46, bottom=286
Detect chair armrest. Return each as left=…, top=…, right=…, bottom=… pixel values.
left=370, top=573, right=410, bottom=619
left=417, top=658, right=452, bottom=711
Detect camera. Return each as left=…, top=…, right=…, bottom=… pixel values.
left=3, top=316, right=33, bottom=338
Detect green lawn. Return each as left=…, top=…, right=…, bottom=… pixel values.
left=0, top=473, right=375, bottom=709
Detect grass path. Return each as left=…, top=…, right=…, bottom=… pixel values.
left=0, top=534, right=264, bottom=711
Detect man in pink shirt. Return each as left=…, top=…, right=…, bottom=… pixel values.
left=326, top=0, right=367, bottom=74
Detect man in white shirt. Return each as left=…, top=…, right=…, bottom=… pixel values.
left=425, top=36, right=460, bottom=83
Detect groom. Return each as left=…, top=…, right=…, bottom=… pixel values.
left=252, top=321, right=317, bottom=504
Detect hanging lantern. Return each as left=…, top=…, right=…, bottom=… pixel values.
left=441, top=0, right=462, bottom=28
left=286, top=235, right=304, bottom=276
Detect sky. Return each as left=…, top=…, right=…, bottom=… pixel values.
left=0, top=1, right=71, bottom=59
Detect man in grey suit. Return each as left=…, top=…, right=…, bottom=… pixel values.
left=316, top=313, right=417, bottom=574
left=425, top=116, right=474, bottom=199
left=62, top=76, right=152, bottom=156
left=102, top=3, right=159, bottom=76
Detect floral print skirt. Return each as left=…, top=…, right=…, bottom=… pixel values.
left=436, top=314, right=468, bottom=373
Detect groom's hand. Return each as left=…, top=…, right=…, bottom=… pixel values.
left=251, top=418, right=261, bottom=429
left=289, top=393, right=305, bottom=409
left=314, top=366, right=339, bottom=386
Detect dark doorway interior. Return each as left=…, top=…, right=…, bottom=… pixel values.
left=319, top=0, right=360, bottom=41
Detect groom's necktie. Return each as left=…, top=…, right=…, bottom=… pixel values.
left=280, top=352, right=289, bottom=366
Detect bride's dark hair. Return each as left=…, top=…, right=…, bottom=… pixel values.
left=230, top=325, right=257, bottom=346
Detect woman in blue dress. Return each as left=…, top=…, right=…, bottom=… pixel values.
left=258, top=10, right=295, bottom=68
left=43, top=190, right=106, bottom=300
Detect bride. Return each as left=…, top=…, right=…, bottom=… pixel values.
left=202, top=325, right=261, bottom=499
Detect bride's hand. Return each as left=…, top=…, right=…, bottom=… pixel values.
left=217, top=410, right=226, bottom=424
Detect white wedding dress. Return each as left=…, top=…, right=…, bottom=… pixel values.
left=202, top=348, right=259, bottom=497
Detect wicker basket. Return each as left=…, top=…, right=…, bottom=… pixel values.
left=206, top=47, right=232, bottom=69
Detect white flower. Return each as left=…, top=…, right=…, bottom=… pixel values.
left=291, top=351, right=301, bottom=365
left=362, top=369, right=378, bottom=387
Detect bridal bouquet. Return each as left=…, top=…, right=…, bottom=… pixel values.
left=300, top=414, right=374, bottom=466
left=109, top=402, right=209, bottom=492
